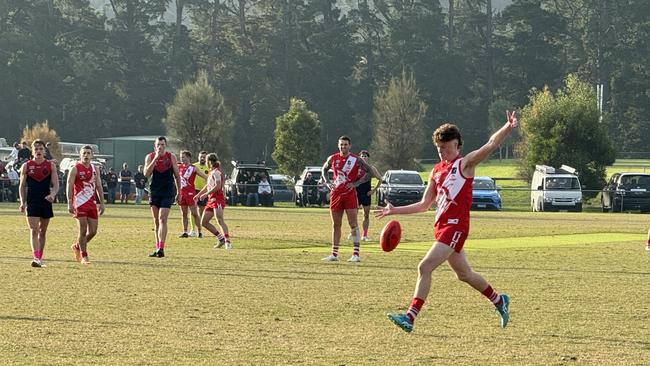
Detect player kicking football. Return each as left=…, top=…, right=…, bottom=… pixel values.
left=67, top=145, right=106, bottom=264
left=195, top=153, right=231, bottom=249
left=19, top=139, right=59, bottom=268
left=376, top=111, right=518, bottom=333
left=177, top=150, right=207, bottom=238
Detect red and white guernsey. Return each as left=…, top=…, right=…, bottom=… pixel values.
left=431, top=156, right=473, bottom=230
left=206, top=167, right=225, bottom=204
left=73, top=163, right=98, bottom=211
left=179, top=163, right=197, bottom=195
left=329, top=153, right=362, bottom=196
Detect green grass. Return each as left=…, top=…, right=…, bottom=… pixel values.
left=1, top=203, right=650, bottom=365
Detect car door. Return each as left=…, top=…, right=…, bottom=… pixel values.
left=602, top=174, right=618, bottom=208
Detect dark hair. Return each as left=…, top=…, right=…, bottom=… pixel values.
left=207, top=153, right=220, bottom=168
left=359, top=150, right=369, bottom=157
left=80, top=145, right=94, bottom=153
left=180, top=150, right=191, bottom=159
left=199, top=150, right=208, bottom=155
left=156, top=136, right=167, bottom=143
left=433, top=123, right=463, bottom=147
left=338, top=135, right=351, bottom=143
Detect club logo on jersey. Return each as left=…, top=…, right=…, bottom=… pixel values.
left=447, top=219, right=459, bottom=224
left=451, top=167, right=457, bottom=174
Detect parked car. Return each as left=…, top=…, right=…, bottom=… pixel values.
left=294, top=166, right=333, bottom=207
left=601, top=172, right=650, bottom=213
left=269, top=174, right=295, bottom=202
left=472, top=176, right=502, bottom=210
left=530, top=164, right=583, bottom=212
left=376, top=170, right=425, bottom=207
left=225, top=162, right=272, bottom=206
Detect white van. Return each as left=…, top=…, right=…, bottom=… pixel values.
left=531, top=165, right=583, bottom=212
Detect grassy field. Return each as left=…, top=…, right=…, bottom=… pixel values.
left=1, top=203, right=649, bottom=365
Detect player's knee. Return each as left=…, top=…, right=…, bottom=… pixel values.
left=418, top=259, right=435, bottom=275
left=158, top=217, right=168, bottom=225
left=455, top=270, right=473, bottom=283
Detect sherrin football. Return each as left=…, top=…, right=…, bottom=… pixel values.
left=380, top=220, right=401, bottom=252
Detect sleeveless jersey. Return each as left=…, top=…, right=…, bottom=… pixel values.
left=431, top=156, right=473, bottom=229
left=73, top=163, right=98, bottom=211
left=24, top=160, right=52, bottom=204
left=148, top=152, right=174, bottom=197
left=193, top=162, right=210, bottom=190
left=329, top=153, right=362, bottom=196
left=179, top=163, right=197, bottom=195
left=206, top=167, right=225, bottom=203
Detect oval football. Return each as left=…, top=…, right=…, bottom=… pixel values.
left=380, top=220, right=401, bottom=252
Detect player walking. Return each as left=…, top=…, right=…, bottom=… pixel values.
left=67, top=145, right=106, bottom=264
left=377, top=111, right=518, bottom=333
left=195, top=153, right=231, bottom=249
left=321, top=136, right=373, bottom=262
left=145, top=137, right=181, bottom=258
left=18, top=139, right=59, bottom=267
left=352, top=150, right=382, bottom=241
left=178, top=150, right=207, bottom=238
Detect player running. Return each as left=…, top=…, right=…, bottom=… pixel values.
left=195, top=153, right=231, bottom=249
left=144, top=136, right=181, bottom=258
left=67, top=145, right=106, bottom=264
left=18, top=139, right=59, bottom=268
left=377, top=111, right=518, bottom=333
left=177, top=150, right=207, bottom=238
left=321, top=136, right=373, bottom=263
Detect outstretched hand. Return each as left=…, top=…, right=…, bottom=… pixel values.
left=375, top=201, right=395, bottom=219
left=506, top=110, right=518, bottom=128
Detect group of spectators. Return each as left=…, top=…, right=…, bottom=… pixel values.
left=102, top=163, right=148, bottom=204
left=238, top=172, right=274, bottom=207
left=301, top=172, right=329, bottom=207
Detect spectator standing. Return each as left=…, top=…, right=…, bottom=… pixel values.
left=303, top=172, right=318, bottom=206
left=18, top=141, right=31, bottom=166
left=134, top=165, right=147, bottom=205
left=258, top=174, right=273, bottom=207
left=44, top=142, right=53, bottom=161
left=119, top=162, right=133, bottom=204
left=8, top=142, right=20, bottom=161
left=105, top=168, right=118, bottom=204
left=8, top=164, right=19, bottom=201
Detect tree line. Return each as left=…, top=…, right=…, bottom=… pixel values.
left=2, top=0, right=649, bottom=164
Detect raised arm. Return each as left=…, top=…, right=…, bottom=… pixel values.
left=462, top=111, right=518, bottom=177
left=144, top=154, right=155, bottom=177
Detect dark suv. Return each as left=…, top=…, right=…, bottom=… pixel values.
left=601, top=173, right=650, bottom=213
left=376, top=170, right=425, bottom=207
left=225, top=162, right=273, bottom=206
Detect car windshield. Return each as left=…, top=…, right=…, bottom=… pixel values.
left=473, top=179, right=496, bottom=190
left=619, top=175, right=650, bottom=189
left=389, top=173, right=422, bottom=185
left=307, top=171, right=321, bottom=181
left=545, top=177, right=580, bottom=190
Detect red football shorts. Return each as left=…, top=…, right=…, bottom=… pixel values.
left=74, top=206, right=98, bottom=220
left=435, top=224, right=469, bottom=252
left=205, top=198, right=225, bottom=211
left=329, top=192, right=358, bottom=212
left=179, top=192, right=196, bottom=206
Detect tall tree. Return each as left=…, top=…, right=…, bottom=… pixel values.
left=371, top=71, right=427, bottom=171
left=272, top=98, right=321, bottom=177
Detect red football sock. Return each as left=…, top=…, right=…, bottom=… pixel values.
left=363, top=228, right=368, bottom=237
left=481, top=285, right=502, bottom=305
left=81, top=251, right=88, bottom=258
left=158, top=241, right=165, bottom=249
left=406, top=297, right=425, bottom=322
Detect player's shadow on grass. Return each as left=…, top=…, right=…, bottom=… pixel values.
left=0, top=315, right=149, bottom=327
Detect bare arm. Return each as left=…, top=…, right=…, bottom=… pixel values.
left=195, top=167, right=208, bottom=180
left=353, top=158, right=373, bottom=187
left=144, top=154, right=155, bottom=177
left=18, top=164, right=27, bottom=212
left=47, top=161, right=59, bottom=203
left=67, top=166, right=78, bottom=214
left=462, top=111, right=518, bottom=177
left=376, top=174, right=437, bottom=218
left=95, top=167, right=106, bottom=214
left=202, top=171, right=222, bottom=197
left=170, top=154, right=181, bottom=200
left=321, top=157, right=332, bottom=184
